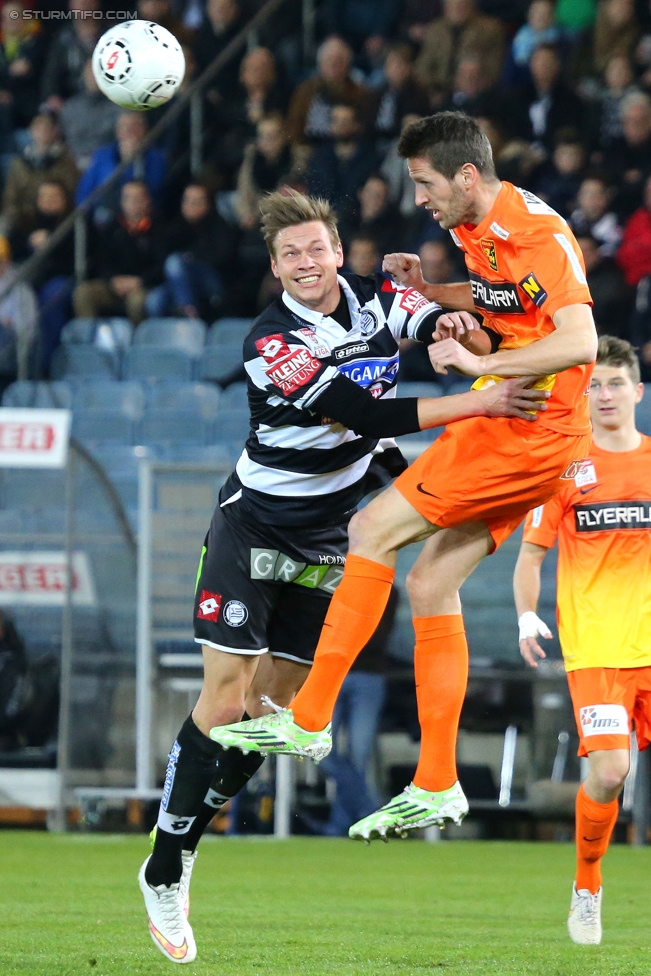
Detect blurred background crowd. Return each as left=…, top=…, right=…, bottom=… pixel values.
left=0, top=0, right=650, bottom=381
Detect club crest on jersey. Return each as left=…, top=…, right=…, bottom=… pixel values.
left=519, top=272, right=548, bottom=307
left=480, top=238, right=498, bottom=272
left=359, top=308, right=379, bottom=336
left=223, top=600, right=248, bottom=627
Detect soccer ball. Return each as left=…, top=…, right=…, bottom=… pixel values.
left=92, top=21, right=185, bottom=111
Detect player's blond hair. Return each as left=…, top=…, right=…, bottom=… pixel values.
left=260, top=189, right=340, bottom=258
left=596, top=335, right=641, bottom=384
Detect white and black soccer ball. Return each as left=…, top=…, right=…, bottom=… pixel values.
left=92, top=21, right=185, bottom=111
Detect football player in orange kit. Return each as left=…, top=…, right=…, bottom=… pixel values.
left=210, top=112, right=598, bottom=840
left=514, top=336, right=651, bottom=946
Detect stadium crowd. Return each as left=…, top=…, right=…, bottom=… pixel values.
left=0, top=0, right=650, bottom=379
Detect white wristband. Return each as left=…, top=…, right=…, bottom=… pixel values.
left=518, top=610, right=552, bottom=642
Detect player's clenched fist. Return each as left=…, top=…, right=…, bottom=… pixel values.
left=382, top=252, right=424, bottom=290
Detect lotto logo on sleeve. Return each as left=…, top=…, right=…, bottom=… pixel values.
left=197, top=590, right=222, bottom=622
left=399, top=288, right=430, bottom=314
left=255, top=334, right=290, bottom=363
left=579, top=704, right=628, bottom=737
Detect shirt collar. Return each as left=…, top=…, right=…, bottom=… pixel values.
left=281, top=275, right=359, bottom=331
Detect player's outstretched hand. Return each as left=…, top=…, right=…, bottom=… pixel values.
left=382, top=252, right=424, bottom=289
left=476, top=377, right=550, bottom=420
left=428, top=336, right=484, bottom=375
left=432, top=311, right=482, bottom=346
left=518, top=611, right=553, bottom=668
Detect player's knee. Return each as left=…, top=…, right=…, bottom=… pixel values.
left=594, top=756, right=629, bottom=793
left=405, top=564, right=438, bottom=604
left=347, top=507, right=380, bottom=552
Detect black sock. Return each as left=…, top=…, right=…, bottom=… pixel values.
left=146, top=714, right=223, bottom=887
left=183, top=727, right=265, bottom=852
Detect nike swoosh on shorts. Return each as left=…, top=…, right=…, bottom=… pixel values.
left=416, top=483, right=439, bottom=497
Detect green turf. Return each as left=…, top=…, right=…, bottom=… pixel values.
left=1, top=832, right=650, bottom=976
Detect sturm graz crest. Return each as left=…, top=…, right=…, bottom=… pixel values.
left=359, top=308, right=378, bottom=336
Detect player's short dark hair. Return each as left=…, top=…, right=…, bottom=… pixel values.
left=260, top=189, right=340, bottom=258
left=596, top=335, right=641, bottom=384
left=397, top=112, right=496, bottom=180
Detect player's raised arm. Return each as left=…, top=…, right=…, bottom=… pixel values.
left=383, top=251, right=476, bottom=313
left=513, top=541, right=554, bottom=668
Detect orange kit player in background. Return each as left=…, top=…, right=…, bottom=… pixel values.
left=210, top=111, right=598, bottom=840
left=514, top=336, right=651, bottom=946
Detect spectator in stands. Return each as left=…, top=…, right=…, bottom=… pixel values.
left=59, top=60, right=121, bottom=172
left=234, top=113, right=293, bottom=228
left=603, top=90, right=651, bottom=215
left=341, top=172, right=405, bottom=255
left=285, top=36, right=371, bottom=145
left=616, top=172, right=651, bottom=286
left=9, top=180, right=74, bottom=373
left=41, top=0, right=102, bottom=112
left=371, top=44, right=429, bottom=146
left=146, top=182, right=237, bottom=321
left=73, top=180, right=164, bottom=325
left=345, top=234, right=380, bottom=277
left=508, top=0, right=560, bottom=84
left=589, top=55, right=638, bottom=150
left=414, top=0, right=505, bottom=92
left=0, top=0, right=46, bottom=131
left=193, top=0, right=246, bottom=101
left=513, top=43, right=585, bottom=150
left=529, top=127, right=587, bottom=216
left=576, top=233, right=633, bottom=335
left=75, top=111, right=168, bottom=219
left=397, top=0, right=442, bottom=47
left=305, top=103, right=380, bottom=222
left=593, top=0, right=640, bottom=76
left=380, top=112, right=424, bottom=220
left=569, top=174, right=622, bottom=254
left=475, top=114, right=539, bottom=185
left=137, top=0, right=194, bottom=47
left=0, top=234, right=37, bottom=385
left=321, top=0, right=401, bottom=57
left=0, top=111, right=78, bottom=235
left=441, top=54, right=498, bottom=117
left=210, top=47, right=288, bottom=189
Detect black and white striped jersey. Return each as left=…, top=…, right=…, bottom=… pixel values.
left=221, top=272, right=443, bottom=525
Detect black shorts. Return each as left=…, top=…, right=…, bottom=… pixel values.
left=193, top=498, right=349, bottom=665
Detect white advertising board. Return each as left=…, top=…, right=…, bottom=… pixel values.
left=0, top=551, right=96, bottom=605
left=0, top=409, right=71, bottom=467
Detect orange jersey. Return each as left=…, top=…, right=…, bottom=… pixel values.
left=452, top=182, right=594, bottom=436
left=523, top=437, right=651, bottom=671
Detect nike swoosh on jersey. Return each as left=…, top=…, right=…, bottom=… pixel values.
left=416, top=483, right=439, bottom=497
left=579, top=486, right=597, bottom=494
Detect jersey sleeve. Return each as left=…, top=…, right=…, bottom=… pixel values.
left=515, top=226, right=593, bottom=321
left=522, top=490, right=568, bottom=548
left=375, top=275, right=444, bottom=342
left=244, top=326, right=338, bottom=410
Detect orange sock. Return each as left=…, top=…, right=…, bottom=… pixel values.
left=290, top=554, right=394, bottom=732
left=575, top=783, right=619, bottom=893
left=412, top=614, right=468, bottom=793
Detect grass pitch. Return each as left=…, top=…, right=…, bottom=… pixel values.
left=1, top=832, right=650, bottom=976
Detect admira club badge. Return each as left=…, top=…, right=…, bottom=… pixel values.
left=480, top=238, right=498, bottom=272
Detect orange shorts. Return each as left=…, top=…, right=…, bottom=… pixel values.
left=567, top=666, right=651, bottom=756
left=395, top=416, right=592, bottom=550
